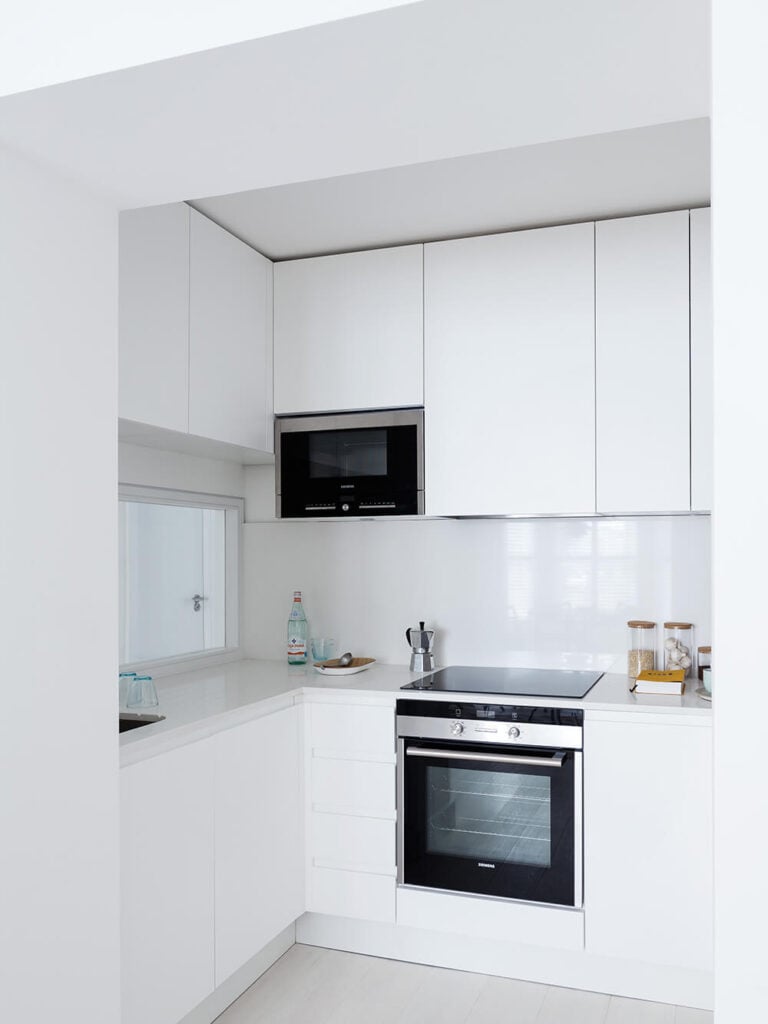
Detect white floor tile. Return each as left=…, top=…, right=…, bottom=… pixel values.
left=214, top=945, right=691, bottom=1024
left=398, top=964, right=487, bottom=1024
left=326, top=955, right=433, bottom=1024
left=535, top=984, right=611, bottom=1024
left=466, top=974, right=548, bottom=1023
left=606, top=996, right=676, bottom=1023
left=674, top=1008, right=713, bottom=1024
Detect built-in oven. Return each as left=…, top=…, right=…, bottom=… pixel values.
left=397, top=700, right=583, bottom=908
left=275, top=408, right=424, bottom=518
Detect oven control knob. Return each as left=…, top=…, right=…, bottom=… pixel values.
left=341, top=503, right=350, bottom=512
left=450, top=721, right=464, bottom=736
left=508, top=726, right=521, bottom=738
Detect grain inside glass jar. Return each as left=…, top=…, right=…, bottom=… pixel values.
left=627, top=620, right=657, bottom=681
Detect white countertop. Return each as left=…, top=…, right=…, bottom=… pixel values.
left=119, top=659, right=711, bottom=766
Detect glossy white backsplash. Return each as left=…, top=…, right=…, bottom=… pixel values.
left=242, top=515, right=710, bottom=671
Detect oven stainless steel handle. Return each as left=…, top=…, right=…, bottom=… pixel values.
left=405, top=746, right=565, bottom=768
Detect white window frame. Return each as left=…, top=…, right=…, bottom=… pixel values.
left=118, top=483, right=243, bottom=675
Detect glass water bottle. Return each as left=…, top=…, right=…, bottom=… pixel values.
left=287, top=591, right=309, bottom=664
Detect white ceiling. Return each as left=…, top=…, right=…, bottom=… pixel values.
left=0, top=0, right=709, bottom=210
left=0, top=1, right=416, bottom=98
left=191, top=119, right=710, bottom=260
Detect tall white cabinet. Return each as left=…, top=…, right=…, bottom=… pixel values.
left=119, top=203, right=273, bottom=454
left=424, top=222, right=596, bottom=517
left=273, top=244, right=423, bottom=415
left=595, top=211, right=691, bottom=513
left=691, top=208, right=713, bottom=512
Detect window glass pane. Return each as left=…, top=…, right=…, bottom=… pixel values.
left=119, top=500, right=227, bottom=664
left=426, top=765, right=551, bottom=868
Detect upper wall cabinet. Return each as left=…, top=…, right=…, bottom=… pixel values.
left=189, top=210, right=273, bottom=451
left=119, top=204, right=190, bottom=434
left=691, top=208, right=712, bottom=512
left=273, top=244, right=423, bottom=415
left=424, top=223, right=596, bottom=517
left=596, top=211, right=690, bottom=513
left=119, top=204, right=273, bottom=454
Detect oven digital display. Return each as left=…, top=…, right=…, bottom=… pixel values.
left=476, top=706, right=496, bottom=719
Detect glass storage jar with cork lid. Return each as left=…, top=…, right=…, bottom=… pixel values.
left=664, top=622, right=694, bottom=677
left=627, top=621, right=656, bottom=681
left=697, top=646, right=711, bottom=682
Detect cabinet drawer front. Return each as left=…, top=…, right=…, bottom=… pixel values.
left=397, top=887, right=584, bottom=950
left=311, top=757, right=395, bottom=818
left=308, top=866, right=396, bottom=923
left=309, top=703, right=394, bottom=760
left=310, top=812, right=395, bottom=876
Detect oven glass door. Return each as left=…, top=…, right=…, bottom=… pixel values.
left=401, top=739, right=578, bottom=907
left=280, top=423, right=419, bottom=516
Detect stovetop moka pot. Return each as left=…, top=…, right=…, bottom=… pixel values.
left=406, top=621, right=435, bottom=673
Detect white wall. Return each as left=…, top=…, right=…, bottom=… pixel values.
left=712, top=3, right=768, bottom=1020
left=0, top=145, right=119, bottom=1021
left=242, top=513, right=710, bottom=670
left=119, top=441, right=245, bottom=498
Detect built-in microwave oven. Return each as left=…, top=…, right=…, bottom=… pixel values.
left=275, top=409, right=424, bottom=518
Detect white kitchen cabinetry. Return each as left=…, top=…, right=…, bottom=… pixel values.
left=305, top=700, right=397, bottom=922
left=214, top=706, right=303, bottom=984
left=584, top=711, right=713, bottom=971
left=273, top=244, right=423, bottom=415
left=424, top=223, right=596, bottom=516
left=189, top=209, right=273, bottom=451
left=121, top=739, right=215, bottom=1024
left=119, top=204, right=190, bottom=433
left=119, top=203, right=273, bottom=454
left=691, top=208, right=712, bottom=511
left=595, top=211, right=690, bottom=513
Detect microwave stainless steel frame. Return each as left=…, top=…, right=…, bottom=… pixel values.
left=397, top=699, right=583, bottom=908
left=275, top=408, right=424, bottom=518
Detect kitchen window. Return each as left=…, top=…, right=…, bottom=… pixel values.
left=119, top=485, right=242, bottom=671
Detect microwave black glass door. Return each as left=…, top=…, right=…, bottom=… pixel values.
left=402, top=741, right=576, bottom=906
left=281, top=423, right=419, bottom=516
left=308, top=429, right=387, bottom=478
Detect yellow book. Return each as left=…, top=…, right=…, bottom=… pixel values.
left=633, top=668, right=685, bottom=695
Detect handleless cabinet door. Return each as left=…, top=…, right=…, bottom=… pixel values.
left=189, top=209, right=273, bottom=451
left=596, top=211, right=690, bottom=513
left=214, top=705, right=304, bottom=984
left=425, top=223, right=596, bottom=516
left=691, top=208, right=712, bottom=512
left=584, top=713, right=713, bottom=971
left=121, top=738, right=215, bottom=1024
left=274, top=244, right=423, bottom=414
left=119, top=203, right=190, bottom=433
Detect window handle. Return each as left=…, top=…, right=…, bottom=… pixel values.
left=192, top=594, right=206, bottom=612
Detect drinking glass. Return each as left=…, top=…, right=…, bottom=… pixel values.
left=126, top=675, right=159, bottom=709
left=311, top=638, right=336, bottom=662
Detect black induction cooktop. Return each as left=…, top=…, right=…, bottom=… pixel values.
left=400, top=665, right=604, bottom=699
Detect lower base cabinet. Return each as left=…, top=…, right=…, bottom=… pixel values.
left=305, top=700, right=397, bottom=923
left=584, top=711, right=713, bottom=971
left=121, top=740, right=216, bottom=1024
left=214, top=706, right=304, bottom=983
left=122, top=696, right=713, bottom=1022
left=121, top=705, right=303, bottom=1024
